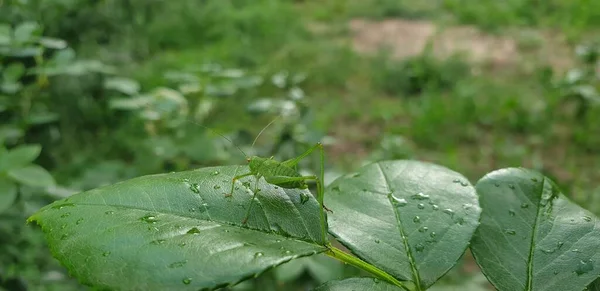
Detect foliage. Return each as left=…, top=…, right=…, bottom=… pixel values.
left=29, top=161, right=600, bottom=290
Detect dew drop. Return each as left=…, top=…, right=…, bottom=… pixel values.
left=284, top=250, right=291, bottom=255
left=391, top=195, right=408, bottom=206
left=541, top=249, right=555, bottom=254
left=583, top=216, right=592, bottom=222
left=60, top=224, right=67, bottom=229
left=575, top=259, right=594, bottom=275
left=374, top=239, right=381, bottom=244
left=508, top=209, right=516, bottom=217
left=105, top=210, right=115, bottom=215
left=102, top=251, right=111, bottom=257
left=140, top=215, right=158, bottom=223
left=452, top=179, right=461, bottom=184
left=456, top=217, right=465, bottom=225
left=212, top=171, right=220, bottom=176
left=572, top=249, right=582, bottom=253
left=430, top=232, right=437, bottom=238
left=169, top=260, right=188, bottom=268
left=417, top=203, right=425, bottom=209
left=332, top=186, right=340, bottom=192
left=254, top=252, right=264, bottom=258
left=189, top=183, right=200, bottom=193
left=187, top=227, right=201, bottom=234
left=553, top=270, right=559, bottom=275
left=411, top=192, right=430, bottom=200
left=443, top=209, right=455, bottom=217
left=352, top=173, right=361, bottom=178
left=509, top=184, right=515, bottom=189
left=60, top=212, right=71, bottom=218
left=460, top=181, right=469, bottom=187
left=415, top=243, right=425, bottom=252
left=463, top=204, right=473, bottom=210
left=418, top=226, right=429, bottom=233
left=213, top=185, right=221, bottom=190
left=521, top=203, right=529, bottom=209
left=494, top=182, right=500, bottom=187
left=52, top=203, right=76, bottom=209
left=151, top=239, right=166, bottom=245
left=432, top=205, right=439, bottom=210
left=189, top=207, right=196, bottom=212
left=182, top=278, right=192, bottom=285
left=531, top=177, right=539, bottom=182
left=413, top=216, right=421, bottom=223
left=179, top=242, right=186, bottom=247
left=275, top=239, right=282, bottom=243
left=300, top=193, right=310, bottom=204
left=183, top=178, right=190, bottom=183
left=504, top=229, right=516, bottom=235
left=76, top=218, right=84, bottom=225
left=557, top=242, right=564, bottom=249
left=60, top=234, right=68, bottom=240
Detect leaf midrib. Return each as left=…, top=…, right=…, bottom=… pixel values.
left=525, top=176, right=545, bottom=291
left=377, top=162, right=423, bottom=290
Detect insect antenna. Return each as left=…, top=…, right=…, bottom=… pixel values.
left=251, top=115, right=282, bottom=149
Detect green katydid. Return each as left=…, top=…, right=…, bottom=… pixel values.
left=202, top=118, right=331, bottom=241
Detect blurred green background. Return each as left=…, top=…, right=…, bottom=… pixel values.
left=1, top=0, right=599, bottom=290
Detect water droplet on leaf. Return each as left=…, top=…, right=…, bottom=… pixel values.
left=583, top=216, right=592, bottom=222
left=151, top=239, right=166, bottom=245
left=169, top=260, right=187, bottom=268
left=391, top=195, right=408, bottom=206
left=187, top=227, right=201, bottom=234
left=430, top=232, right=437, bottom=238
left=504, top=229, right=516, bottom=235
left=254, top=252, right=264, bottom=258
left=521, top=203, right=529, bottom=209
left=509, top=184, right=515, bottom=189
left=60, top=224, right=67, bottom=229
left=418, top=226, right=428, bottom=232
left=212, top=171, right=220, bottom=176
left=60, top=212, right=71, bottom=218
left=508, top=209, right=516, bottom=216
left=189, top=183, right=200, bottom=193
left=60, top=234, right=68, bottom=240
left=76, top=218, right=84, bottom=225
left=443, top=209, right=455, bottom=217
left=575, top=259, right=594, bottom=275
left=413, top=216, right=421, bottom=223
left=102, top=251, right=111, bottom=257
left=182, top=278, right=192, bottom=285
left=141, top=215, right=158, bottom=223
left=432, top=205, right=439, bottom=210
left=415, top=243, right=425, bottom=252
left=411, top=192, right=430, bottom=200
left=105, top=210, right=115, bottom=215
left=213, top=185, right=221, bottom=190
left=374, top=239, right=380, bottom=243
left=417, top=203, right=425, bottom=209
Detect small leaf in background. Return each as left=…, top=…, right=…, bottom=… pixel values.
left=104, top=77, right=141, bottom=96
left=7, top=165, right=55, bottom=188
left=0, top=177, right=18, bottom=214
left=325, top=160, right=481, bottom=289
left=38, top=37, right=68, bottom=50
left=314, top=277, right=402, bottom=291
left=13, top=22, right=41, bottom=44
left=28, top=166, right=327, bottom=290
left=3, top=63, right=26, bottom=82
left=0, top=24, right=11, bottom=45
left=471, top=168, right=600, bottom=291
left=0, top=144, right=41, bottom=171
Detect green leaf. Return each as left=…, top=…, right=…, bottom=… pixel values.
left=28, top=166, right=327, bottom=290
left=13, top=22, right=41, bottom=44
left=104, top=77, right=141, bottom=95
left=315, top=277, right=402, bottom=291
left=7, top=165, right=55, bottom=188
left=471, top=168, right=600, bottom=291
left=0, top=144, right=41, bottom=171
left=0, top=177, right=17, bottom=214
left=0, top=24, right=11, bottom=45
left=325, top=160, right=481, bottom=289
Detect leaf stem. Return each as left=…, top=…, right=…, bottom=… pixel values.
left=325, top=246, right=410, bottom=291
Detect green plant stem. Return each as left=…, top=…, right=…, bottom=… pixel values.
left=325, top=246, right=410, bottom=291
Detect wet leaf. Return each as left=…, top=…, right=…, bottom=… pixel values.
left=28, top=166, right=327, bottom=290
left=325, top=160, right=481, bottom=288
left=471, top=168, right=600, bottom=291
